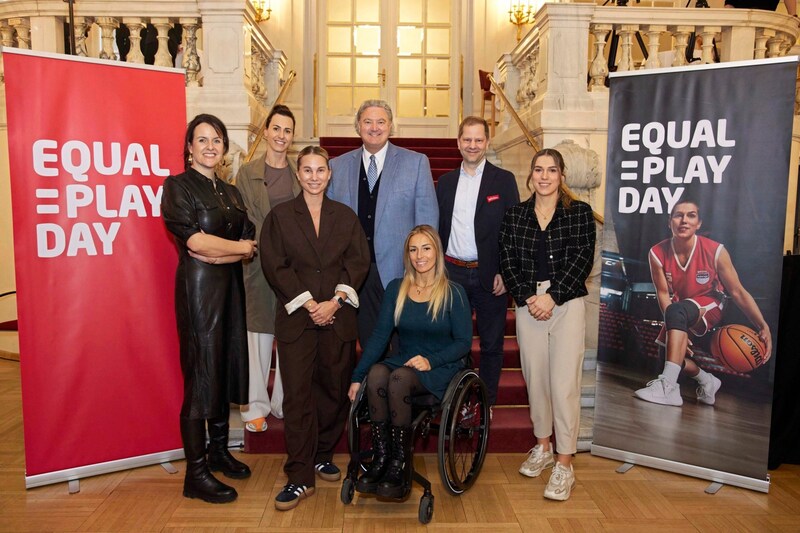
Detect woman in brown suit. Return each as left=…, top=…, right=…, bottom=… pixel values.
left=261, top=146, right=370, bottom=511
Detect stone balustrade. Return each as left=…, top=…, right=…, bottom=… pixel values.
left=496, top=4, right=800, bottom=124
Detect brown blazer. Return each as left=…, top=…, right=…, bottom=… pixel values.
left=234, top=157, right=301, bottom=334
left=260, top=195, right=370, bottom=344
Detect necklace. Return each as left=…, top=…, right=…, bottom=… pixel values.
left=414, top=282, right=433, bottom=295
left=535, top=206, right=555, bottom=221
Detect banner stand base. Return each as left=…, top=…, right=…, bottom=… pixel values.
left=68, top=480, right=79, bottom=494
left=25, top=448, right=185, bottom=489
left=160, top=462, right=179, bottom=474
left=591, top=444, right=770, bottom=493
left=615, top=462, right=635, bottom=474
left=705, top=482, right=724, bottom=494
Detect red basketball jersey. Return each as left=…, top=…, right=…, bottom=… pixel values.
left=649, top=235, right=726, bottom=303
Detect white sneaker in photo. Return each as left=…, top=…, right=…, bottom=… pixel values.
left=634, top=375, right=683, bottom=406
left=544, top=462, right=575, bottom=501
left=696, top=374, right=722, bottom=405
left=519, top=444, right=555, bottom=478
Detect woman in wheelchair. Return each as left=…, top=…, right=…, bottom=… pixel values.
left=347, top=225, right=472, bottom=499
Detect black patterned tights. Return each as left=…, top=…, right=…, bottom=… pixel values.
left=366, top=364, right=425, bottom=426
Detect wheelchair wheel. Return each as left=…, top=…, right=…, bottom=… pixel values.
left=418, top=493, right=434, bottom=524
left=340, top=478, right=355, bottom=504
left=437, top=372, right=489, bottom=495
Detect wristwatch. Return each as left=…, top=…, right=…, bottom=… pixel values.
left=332, top=296, right=345, bottom=308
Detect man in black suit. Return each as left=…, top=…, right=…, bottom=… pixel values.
left=437, top=116, right=520, bottom=410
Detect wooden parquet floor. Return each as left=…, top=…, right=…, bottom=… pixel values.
left=1, top=359, right=799, bottom=532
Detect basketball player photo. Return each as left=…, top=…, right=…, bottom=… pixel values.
left=633, top=197, right=772, bottom=407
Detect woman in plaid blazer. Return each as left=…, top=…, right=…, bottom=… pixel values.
left=499, top=148, right=596, bottom=502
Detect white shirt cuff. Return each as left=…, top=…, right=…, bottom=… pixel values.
left=286, top=291, right=313, bottom=315
left=335, top=284, right=360, bottom=308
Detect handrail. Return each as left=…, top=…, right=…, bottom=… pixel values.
left=487, top=74, right=540, bottom=153
left=488, top=74, right=604, bottom=224
left=245, top=69, right=298, bottom=163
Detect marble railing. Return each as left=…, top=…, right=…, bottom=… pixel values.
left=497, top=3, right=800, bottom=121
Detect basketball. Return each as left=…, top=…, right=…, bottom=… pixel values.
left=710, top=324, right=768, bottom=373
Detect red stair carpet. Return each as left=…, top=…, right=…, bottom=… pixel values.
left=244, top=137, right=535, bottom=454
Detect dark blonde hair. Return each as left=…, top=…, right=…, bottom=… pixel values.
left=296, top=145, right=330, bottom=168
left=394, top=225, right=451, bottom=324
left=526, top=148, right=572, bottom=209
left=458, top=116, right=490, bottom=138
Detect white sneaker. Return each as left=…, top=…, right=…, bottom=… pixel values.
left=696, top=374, right=722, bottom=405
left=519, top=444, right=555, bottom=478
left=544, top=462, right=575, bottom=501
left=634, top=375, right=683, bottom=406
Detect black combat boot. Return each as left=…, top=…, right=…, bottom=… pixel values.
left=376, top=425, right=412, bottom=499
left=356, top=420, right=390, bottom=494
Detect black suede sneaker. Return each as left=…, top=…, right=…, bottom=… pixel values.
left=314, top=461, right=341, bottom=482
left=274, top=483, right=315, bottom=511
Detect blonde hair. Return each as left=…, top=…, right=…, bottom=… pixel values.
left=394, top=225, right=452, bottom=324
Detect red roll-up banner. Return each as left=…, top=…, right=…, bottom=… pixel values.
left=4, top=49, right=186, bottom=487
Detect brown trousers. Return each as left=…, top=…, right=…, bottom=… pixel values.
left=278, top=327, right=355, bottom=487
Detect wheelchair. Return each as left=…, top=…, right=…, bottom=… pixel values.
left=340, top=365, right=490, bottom=524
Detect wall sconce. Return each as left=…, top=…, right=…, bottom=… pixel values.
left=509, top=1, right=534, bottom=43
left=253, top=0, right=272, bottom=22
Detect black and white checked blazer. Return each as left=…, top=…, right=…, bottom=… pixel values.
left=499, top=197, right=596, bottom=307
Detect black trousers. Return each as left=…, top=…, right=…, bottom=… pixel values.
left=446, top=263, right=507, bottom=405
left=358, top=263, right=399, bottom=354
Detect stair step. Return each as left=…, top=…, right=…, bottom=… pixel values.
left=472, top=309, right=516, bottom=337
left=321, top=136, right=458, bottom=149
left=470, top=337, right=520, bottom=369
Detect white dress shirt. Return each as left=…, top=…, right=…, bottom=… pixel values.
left=446, top=159, right=486, bottom=261
left=361, top=143, right=389, bottom=178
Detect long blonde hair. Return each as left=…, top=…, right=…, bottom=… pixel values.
left=394, top=225, right=452, bottom=324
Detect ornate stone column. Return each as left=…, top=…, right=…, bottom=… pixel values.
left=671, top=25, right=693, bottom=67
left=96, top=17, right=119, bottom=60
left=123, top=18, right=146, bottom=64
left=643, top=25, right=666, bottom=70
left=151, top=18, right=173, bottom=68
left=74, top=17, right=94, bottom=57
left=264, top=50, right=287, bottom=108
left=9, top=18, right=30, bottom=50
left=180, top=18, right=201, bottom=87
left=589, top=24, right=611, bottom=91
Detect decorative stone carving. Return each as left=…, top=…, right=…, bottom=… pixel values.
left=180, top=18, right=201, bottom=87
left=0, top=21, right=16, bottom=48
left=698, top=26, right=721, bottom=64
left=218, top=142, right=246, bottom=184
left=96, top=17, right=119, bottom=60
left=251, top=47, right=266, bottom=102
left=553, top=139, right=602, bottom=206
left=123, top=18, right=146, bottom=64
left=9, top=18, right=30, bottom=50
left=74, top=17, right=94, bottom=57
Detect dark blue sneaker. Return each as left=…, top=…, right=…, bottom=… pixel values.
left=314, top=461, right=341, bottom=482
left=274, top=483, right=314, bottom=511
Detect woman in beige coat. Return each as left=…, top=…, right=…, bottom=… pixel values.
left=235, top=105, right=300, bottom=432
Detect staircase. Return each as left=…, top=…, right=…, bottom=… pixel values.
left=243, top=137, right=596, bottom=454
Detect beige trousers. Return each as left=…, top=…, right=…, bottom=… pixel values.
left=515, top=281, right=585, bottom=455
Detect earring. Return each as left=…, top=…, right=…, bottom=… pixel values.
left=188, top=154, right=193, bottom=164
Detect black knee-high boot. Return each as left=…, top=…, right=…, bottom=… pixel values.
left=181, top=417, right=238, bottom=503
left=357, top=420, right=390, bottom=494
left=377, top=425, right=412, bottom=499
left=207, top=405, right=251, bottom=479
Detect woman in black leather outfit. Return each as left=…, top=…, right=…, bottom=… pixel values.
left=162, top=114, right=257, bottom=504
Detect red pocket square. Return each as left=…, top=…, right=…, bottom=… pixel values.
left=486, top=194, right=500, bottom=203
